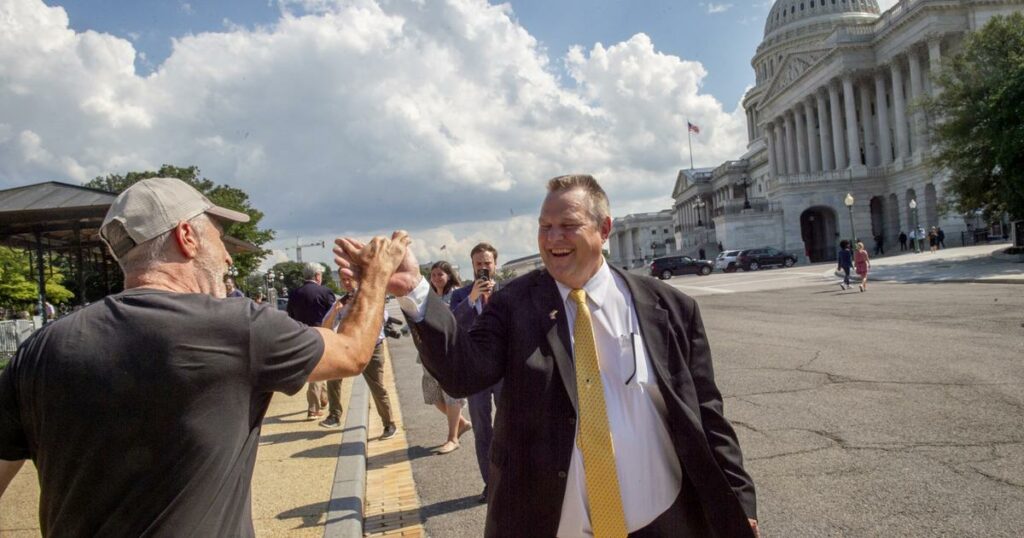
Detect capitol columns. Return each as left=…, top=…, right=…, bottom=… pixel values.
left=794, top=107, right=809, bottom=174
left=816, top=89, right=835, bottom=171
left=927, top=38, right=942, bottom=95
left=907, top=48, right=927, bottom=154
left=842, top=75, right=860, bottom=168
left=828, top=81, right=847, bottom=169
left=891, top=59, right=910, bottom=160
left=774, top=117, right=788, bottom=175
left=765, top=122, right=778, bottom=178
left=874, top=70, right=893, bottom=165
left=804, top=97, right=821, bottom=173
left=857, top=79, right=877, bottom=166
left=784, top=111, right=798, bottom=175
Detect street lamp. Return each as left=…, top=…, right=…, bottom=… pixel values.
left=844, top=193, right=856, bottom=246
left=694, top=197, right=706, bottom=227
left=741, top=177, right=752, bottom=209
left=909, top=199, right=921, bottom=253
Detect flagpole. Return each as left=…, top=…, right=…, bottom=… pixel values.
left=686, top=118, right=694, bottom=170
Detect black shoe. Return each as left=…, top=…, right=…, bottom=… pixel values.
left=379, top=422, right=397, bottom=440
left=478, top=487, right=488, bottom=504
left=319, top=416, right=342, bottom=429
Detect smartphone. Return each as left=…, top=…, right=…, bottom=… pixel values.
left=475, top=268, right=491, bottom=281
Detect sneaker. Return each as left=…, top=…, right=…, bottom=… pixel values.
left=319, top=416, right=342, bottom=429
left=307, top=411, right=322, bottom=420
left=379, top=422, right=398, bottom=440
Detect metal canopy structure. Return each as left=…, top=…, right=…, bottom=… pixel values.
left=0, top=181, right=258, bottom=323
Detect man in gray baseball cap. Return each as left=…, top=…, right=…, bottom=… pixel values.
left=0, top=177, right=409, bottom=536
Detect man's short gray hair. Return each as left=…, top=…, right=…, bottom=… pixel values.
left=546, top=174, right=611, bottom=225
left=302, top=262, right=324, bottom=280
left=114, top=214, right=212, bottom=274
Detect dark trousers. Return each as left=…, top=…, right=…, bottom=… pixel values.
left=899, top=239, right=907, bottom=251
left=326, top=342, right=393, bottom=425
left=841, top=267, right=851, bottom=286
left=467, top=380, right=503, bottom=487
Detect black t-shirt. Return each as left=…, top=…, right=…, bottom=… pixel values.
left=0, top=288, right=324, bottom=537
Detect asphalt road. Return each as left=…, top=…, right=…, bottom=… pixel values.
left=387, top=277, right=1024, bottom=537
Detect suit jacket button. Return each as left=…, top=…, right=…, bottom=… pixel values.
left=558, top=471, right=567, bottom=478
left=568, top=417, right=576, bottom=425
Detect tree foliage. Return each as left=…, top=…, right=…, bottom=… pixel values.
left=85, top=164, right=276, bottom=277
left=924, top=13, right=1024, bottom=221
left=0, top=247, right=74, bottom=312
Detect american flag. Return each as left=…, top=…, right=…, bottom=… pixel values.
left=688, top=121, right=700, bottom=134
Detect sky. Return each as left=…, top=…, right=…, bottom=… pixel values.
left=1, top=0, right=899, bottom=273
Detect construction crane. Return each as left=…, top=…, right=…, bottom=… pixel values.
left=284, top=239, right=325, bottom=263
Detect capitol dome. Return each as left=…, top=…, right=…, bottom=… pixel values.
left=764, top=0, right=881, bottom=39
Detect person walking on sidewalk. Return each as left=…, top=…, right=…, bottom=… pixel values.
left=287, top=262, right=337, bottom=419
left=854, top=241, right=871, bottom=292
left=320, top=274, right=398, bottom=440
left=0, top=177, right=404, bottom=536
left=422, top=261, right=471, bottom=454
left=898, top=230, right=908, bottom=251
left=837, top=240, right=853, bottom=290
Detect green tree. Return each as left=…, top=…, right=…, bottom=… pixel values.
left=923, top=13, right=1024, bottom=221
left=269, top=261, right=339, bottom=294
left=85, top=165, right=276, bottom=278
left=0, top=247, right=74, bottom=312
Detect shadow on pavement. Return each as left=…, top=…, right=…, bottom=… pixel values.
left=259, top=429, right=337, bottom=445
left=275, top=500, right=329, bottom=528
left=290, top=444, right=341, bottom=458
left=418, top=494, right=481, bottom=520
left=364, top=445, right=435, bottom=468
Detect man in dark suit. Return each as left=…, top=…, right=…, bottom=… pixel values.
left=449, top=242, right=504, bottom=502
left=336, top=175, right=758, bottom=537
left=287, top=262, right=337, bottom=419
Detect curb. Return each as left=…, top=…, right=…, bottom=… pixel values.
left=324, top=375, right=370, bottom=538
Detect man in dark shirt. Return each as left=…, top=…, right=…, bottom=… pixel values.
left=0, top=177, right=407, bottom=537
left=287, top=262, right=339, bottom=419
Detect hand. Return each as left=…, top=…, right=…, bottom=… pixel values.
left=749, top=519, right=760, bottom=538
left=334, top=231, right=419, bottom=296
left=467, top=277, right=494, bottom=304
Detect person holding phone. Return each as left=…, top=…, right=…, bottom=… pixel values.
left=449, top=242, right=503, bottom=503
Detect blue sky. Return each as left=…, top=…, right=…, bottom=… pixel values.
left=6, top=0, right=805, bottom=269
left=47, top=0, right=770, bottom=107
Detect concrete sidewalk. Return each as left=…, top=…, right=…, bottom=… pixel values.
left=819, top=242, right=1024, bottom=284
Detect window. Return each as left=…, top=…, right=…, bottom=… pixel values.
left=652, top=228, right=657, bottom=235
left=664, top=228, right=669, bottom=234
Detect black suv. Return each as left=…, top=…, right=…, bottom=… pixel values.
left=736, top=247, right=798, bottom=271
left=649, top=255, right=713, bottom=279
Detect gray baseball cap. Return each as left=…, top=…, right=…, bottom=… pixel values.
left=100, top=177, right=250, bottom=260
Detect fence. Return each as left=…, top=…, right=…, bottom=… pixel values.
left=1, top=320, right=37, bottom=361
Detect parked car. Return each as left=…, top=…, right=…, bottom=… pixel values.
left=650, top=255, right=713, bottom=279
left=736, top=247, right=798, bottom=271
left=714, top=250, right=741, bottom=273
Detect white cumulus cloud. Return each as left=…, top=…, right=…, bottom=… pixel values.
left=0, top=0, right=751, bottom=268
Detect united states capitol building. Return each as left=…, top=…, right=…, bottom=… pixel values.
left=610, top=0, right=1022, bottom=268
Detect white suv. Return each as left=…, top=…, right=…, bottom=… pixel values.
left=714, top=250, right=741, bottom=273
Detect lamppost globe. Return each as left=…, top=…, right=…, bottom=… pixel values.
left=844, top=193, right=856, bottom=245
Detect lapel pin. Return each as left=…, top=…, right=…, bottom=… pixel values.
left=549, top=309, right=559, bottom=320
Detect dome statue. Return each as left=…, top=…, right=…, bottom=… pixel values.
left=764, top=0, right=881, bottom=40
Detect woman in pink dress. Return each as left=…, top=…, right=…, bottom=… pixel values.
left=854, top=241, right=871, bottom=292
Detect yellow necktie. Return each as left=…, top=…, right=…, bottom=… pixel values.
left=569, top=289, right=628, bottom=538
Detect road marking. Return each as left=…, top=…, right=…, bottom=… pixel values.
left=670, top=284, right=737, bottom=294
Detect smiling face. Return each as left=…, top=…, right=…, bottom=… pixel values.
left=537, top=188, right=611, bottom=289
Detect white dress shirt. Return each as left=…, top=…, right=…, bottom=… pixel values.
left=399, top=264, right=682, bottom=536
left=554, top=262, right=681, bottom=537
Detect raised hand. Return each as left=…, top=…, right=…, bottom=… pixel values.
left=334, top=231, right=420, bottom=296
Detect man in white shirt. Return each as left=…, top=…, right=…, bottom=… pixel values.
left=335, top=175, right=758, bottom=537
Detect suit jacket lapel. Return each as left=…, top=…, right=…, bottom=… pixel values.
left=532, top=272, right=578, bottom=413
